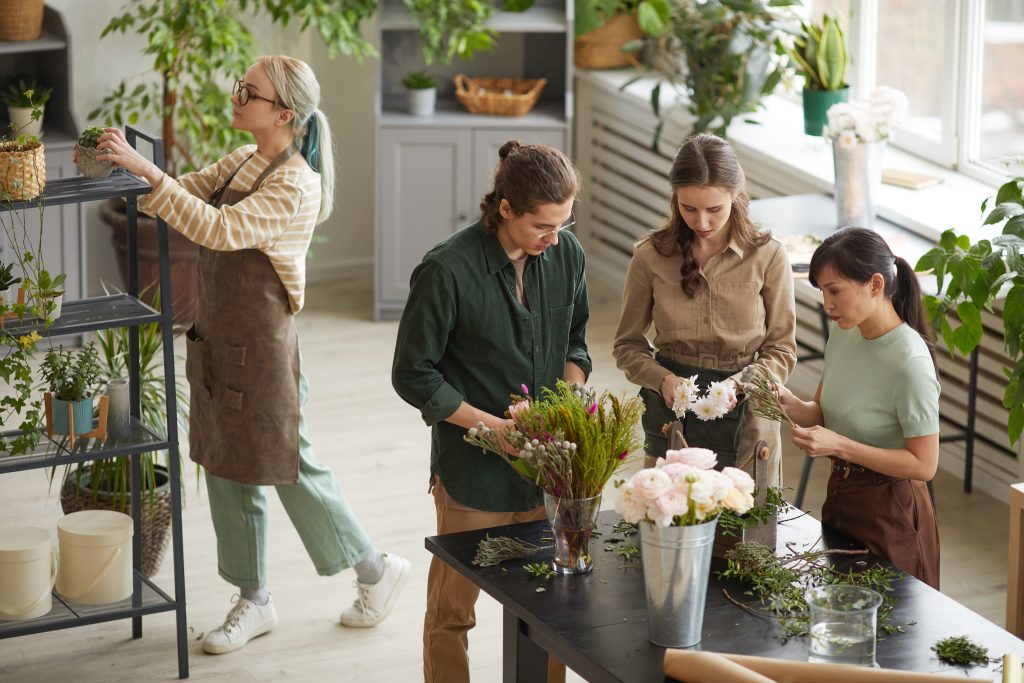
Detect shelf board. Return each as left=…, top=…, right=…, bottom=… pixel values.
left=379, top=6, right=566, bottom=32
left=380, top=98, right=568, bottom=128
left=0, top=27, right=66, bottom=55
left=0, top=417, right=170, bottom=475
left=0, top=293, right=162, bottom=338
left=1, top=172, right=153, bottom=212
left=0, top=572, right=177, bottom=639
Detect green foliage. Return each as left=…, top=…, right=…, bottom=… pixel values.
left=1, top=88, right=44, bottom=150
left=0, top=261, right=21, bottom=291
left=786, top=13, right=848, bottom=91
left=930, top=636, right=992, bottom=666
left=4, top=78, right=52, bottom=108
left=717, top=485, right=786, bottom=537
left=402, top=70, right=438, bottom=90
left=915, top=176, right=1024, bottom=445
left=574, top=0, right=670, bottom=38
left=40, top=343, right=103, bottom=402
left=628, top=0, right=799, bottom=142
left=89, top=0, right=377, bottom=176
left=404, top=0, right=497, bottom=66
left=77, top=126, right=106, bottom=149
left=523, top=561, right=557, bottom=579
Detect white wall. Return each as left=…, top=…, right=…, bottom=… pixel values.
left=46, top=0, right=376, bottom=295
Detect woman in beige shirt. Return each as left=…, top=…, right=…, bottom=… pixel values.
left=613, top=133, right=797, bottom=483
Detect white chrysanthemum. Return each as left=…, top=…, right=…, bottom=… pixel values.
left=691, top=395, right=721, bottom=421
left=837, top=129, right=859, bottom=149
left=706, top=381, right=734, bottom=403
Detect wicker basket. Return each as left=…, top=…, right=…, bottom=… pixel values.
left=574, top=12, right=644, bottom=69
left=60, top=465, right=173, bottom=578
left=454, top=75, right=546, bottom=117
left=0, top=0, right=44, bottom=41
left=0, top=141, right=45, bottom=201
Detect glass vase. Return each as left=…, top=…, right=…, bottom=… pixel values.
left=805, top=584, right=883, bottom=667
left=833, top=139, right=885, bottom=229
left=543, top=491, right=602, bottom=575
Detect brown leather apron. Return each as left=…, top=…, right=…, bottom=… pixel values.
left=822, top=458, right=940, bottom=589
left=184, top=148, right=301, bottom=485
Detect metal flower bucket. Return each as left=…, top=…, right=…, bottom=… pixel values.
left=833, top=139, right=886, bottom=229
left=639, top=517, right=718, bottom=647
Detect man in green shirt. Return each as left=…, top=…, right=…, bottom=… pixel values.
left=392, top=141, right=590, bottom=683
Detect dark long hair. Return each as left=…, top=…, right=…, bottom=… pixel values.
left=809, top=227, right=935, bottom=363
left=479, top=140, right=581, bottom=234
left=646, top=133, right=769, bottom=297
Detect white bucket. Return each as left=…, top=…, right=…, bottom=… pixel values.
left=0, top=524, right=56, bottom=620
left=56, top=510, right=133, bottom=605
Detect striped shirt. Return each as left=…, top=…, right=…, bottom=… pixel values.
left=138, top=145, right=321, bottom=313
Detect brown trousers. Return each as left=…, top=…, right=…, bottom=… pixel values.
left=424, top=486, right=566, bottom=683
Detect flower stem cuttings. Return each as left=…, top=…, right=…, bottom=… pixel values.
left=523, top=562, right=556, bottom=580
left=738, top=364, right=795, bottom=428
left=472, top=534, right=549, bottom=567
left=930, top=635, right=992, bottom=666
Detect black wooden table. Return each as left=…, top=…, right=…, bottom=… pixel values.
left=426, top=509, right=1024, bottom=682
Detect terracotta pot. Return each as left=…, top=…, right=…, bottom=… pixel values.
left=100, top=198, right=198, bottom=329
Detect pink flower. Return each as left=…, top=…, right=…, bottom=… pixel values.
left=508, top=401, right=531, bottom=420
left=521, top=383, right=529, bottom=395
left=651, top=488, right=689, bottom=527
left=630, top=468, right=672, bottom=501
left=722, top=466, right=755, bottom=495
left=618, top=450, right=628, bottom=460
left=588, top=403, right=598, bottom=415
left=664, top=448, right=717, bottom=470
left=613, top=483, right=649, bottom=524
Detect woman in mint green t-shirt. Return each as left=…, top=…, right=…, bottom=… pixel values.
left=778, top=227, right=940, bottom=589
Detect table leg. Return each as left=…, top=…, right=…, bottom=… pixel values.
left=503, top=609, right=552, bottom=683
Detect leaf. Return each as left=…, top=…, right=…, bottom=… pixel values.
left=1009, top=403, right=1024, bottom=446
left=637, top=0, right=671, bottom=38
left=952, top=301, right=983, bottom=355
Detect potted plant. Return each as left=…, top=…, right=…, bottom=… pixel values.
left=0, top=88, right=45, bottom=202
left=574, top=0, right=668, bottom=70
left=403, top=0, right=499, bottom=67
left=40, top=342, right=105, bottom=440
left=88, top=0, right=379, bottom=326
left=30, top=269, right=65, bottom=321
left=0, top=259, right=21, bottom=308
left=403, top=70, right=438, bottom=117
left=74, top=125, right=115, bottom=179
left=57, top=285, right=191, bottom=577
left=630, top=0, right=798, bottom=143
left=787, top=13, right=850, bottom=136
left=4, top=77, right=51, bottom=139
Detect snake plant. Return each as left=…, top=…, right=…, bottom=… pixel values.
left=788, top=13, right=848, bottom=91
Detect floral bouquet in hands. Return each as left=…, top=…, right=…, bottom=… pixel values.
left=671, top=375, right=737, bottom=421
left=615, top=448, right=756, bottom=527
left=464, top=380, right=645, bottom=500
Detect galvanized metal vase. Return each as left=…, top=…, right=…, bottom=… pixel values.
left=832, top=139, right=885, bottom=229
left=543, top=492, right=602, bottom=575
left=639, top=517, right=718, bottom=647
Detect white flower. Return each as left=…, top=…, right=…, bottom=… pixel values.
left=723, top=487, right=755, bottom=515
left=671, top=374, right=699, bottom=416
left=665, top=447, right=717, bottom=470
left=837, top=129, right=858, bottom=149
left=655, top=460, right=692, bottom=481
left=630, top=467, right=673, bottom=501
left=722, top=466, right=756, bottom=495
left=651, top=488, right=690, bottom=527
left=826, top=86, right=907, bottom=144
left=614, top=483, right=649, bottom=524
left=691, top=395, right=723, bottom=421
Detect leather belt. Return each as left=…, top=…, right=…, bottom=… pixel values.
left=830, top=457, right=867, bottom=480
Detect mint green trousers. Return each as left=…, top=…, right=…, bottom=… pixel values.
left=204, top=367, right=374, bottom=589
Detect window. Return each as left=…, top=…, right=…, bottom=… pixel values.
left=978, top=0, right=1024, bottom=175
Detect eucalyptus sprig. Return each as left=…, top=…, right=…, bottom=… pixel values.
left=473, top=534, right=549, bottom=567
left=930, top=635, right=992, bottom=666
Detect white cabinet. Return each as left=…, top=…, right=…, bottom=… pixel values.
left=373, top=0, right=573, bottom=320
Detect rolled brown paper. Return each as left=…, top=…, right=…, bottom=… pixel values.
left=1004, top=653, right=1023, bottom=683
left=664, top=650, right=977, bottom=683
left=663, top=650, right=774, bottom=683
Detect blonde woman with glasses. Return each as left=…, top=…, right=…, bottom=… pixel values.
left=96, top=55, right=409, bottom=654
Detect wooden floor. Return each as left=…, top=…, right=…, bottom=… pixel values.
left=0, top=278, right=1011, bottom=682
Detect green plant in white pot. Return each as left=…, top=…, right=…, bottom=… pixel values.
left=403, top=70, right=439, bottom=117
left=40, top=343, right=103, bottom=439
left=30, top=269, right=65, bottom=321
left=0, top=260, right=21, bottom=309
left=74, top=125, right=115, bottom=179
left=787, top=13, right=849, bottom=136
left=4, top=78, right=51, bottom=139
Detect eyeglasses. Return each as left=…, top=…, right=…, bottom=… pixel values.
left=233, top=80, right=282, bottom=107
left=537, top=211, right=576, bottom=239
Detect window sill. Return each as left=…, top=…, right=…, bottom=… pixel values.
left=578, top=70, right=1002, bottom=245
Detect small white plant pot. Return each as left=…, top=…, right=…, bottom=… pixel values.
left=35, top=292, right=63, bottom=320
left=406, top=88, right=437, bottom=117
left=8, top=106, right=43, bottom=138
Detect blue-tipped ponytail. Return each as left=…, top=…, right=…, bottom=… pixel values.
left=300, top=112, right=321, bottom=173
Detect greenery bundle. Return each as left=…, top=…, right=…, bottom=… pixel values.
left=464, top=380, right=644, bottom=499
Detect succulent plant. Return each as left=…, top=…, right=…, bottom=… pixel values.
left=788, top=13, right=849, bottom=92
left=402, top=71, right=438, bottom=90
left=78, top=125, right=106, bottom=148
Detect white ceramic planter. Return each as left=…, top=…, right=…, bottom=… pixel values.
left=8, top=105, right=43, bottom=138
left=406, top=88, right=437, bottom=117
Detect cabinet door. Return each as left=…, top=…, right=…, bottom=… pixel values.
left=378, top=128, right=472, bottom=306
left=471, top=129, right=567, bottom=214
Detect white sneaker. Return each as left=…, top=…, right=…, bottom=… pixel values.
left=202, top=593, right=278, bottom=654
left=339, top=553, right=411, bottom=628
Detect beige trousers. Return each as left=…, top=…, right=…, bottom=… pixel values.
left=424, top=488, right=566, bottom=683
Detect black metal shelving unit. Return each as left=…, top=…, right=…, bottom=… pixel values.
left=0, top=127, right=189, bottom=678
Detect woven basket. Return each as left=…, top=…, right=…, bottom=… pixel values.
left=0, top=0, right=44, bottom=41
left=454, top=75, right=546, bottom=116
left=60, top=465, right=173, bottom=578
left=574, top=12, right=644, bottom=69
left=0, top=141, right=45, bottom=201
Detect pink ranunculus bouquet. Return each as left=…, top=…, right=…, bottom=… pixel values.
left=614, top=448, right=756, bottom=527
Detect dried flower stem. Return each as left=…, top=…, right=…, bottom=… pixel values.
left=472, top=534, right=550, bottom=567
left=738, top=365, right=796, bottom=428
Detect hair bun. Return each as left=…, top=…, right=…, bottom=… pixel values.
left=498, top=140, right=522, bottom=160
